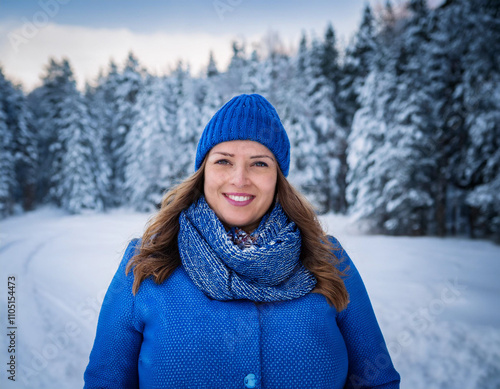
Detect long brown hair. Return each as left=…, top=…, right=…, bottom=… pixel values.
left=127, top=160, right=349, bottom=311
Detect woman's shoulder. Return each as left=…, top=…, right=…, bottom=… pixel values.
left=326, top=235, right=370, bottom=300
left=326, top=235, right=342, bottom=250
left=118, top=238, right=187, bottom=292
left=109, top=239, right=141, bottom=288
left=118, top=238, right=141, bottom=267
left=326, top=235, right=352, bottom=272
left=125, top=238, right=141, bottom=254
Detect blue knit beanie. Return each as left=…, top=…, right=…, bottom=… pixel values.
left=195, top=94, right=290, bottom=176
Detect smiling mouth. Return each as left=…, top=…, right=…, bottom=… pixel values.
left=224, top=193, right=255, bottom=206
left=226, top=194, right=253, bottom=201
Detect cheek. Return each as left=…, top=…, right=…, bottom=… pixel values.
left=260, top=175, right=277, bottom=201
left=204, top=180, right=216, bottom=199
left=203, top=181, right=218, bottom=213
left=204, top=170, right=223, bottom=199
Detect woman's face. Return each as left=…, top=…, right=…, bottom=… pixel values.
left=204, top=140, right=278, bottom=233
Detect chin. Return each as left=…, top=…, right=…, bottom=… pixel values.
left=226, top=219, right=251, bottom=228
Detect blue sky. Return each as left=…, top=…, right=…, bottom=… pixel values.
left=0, top=0, right=439, bottom=90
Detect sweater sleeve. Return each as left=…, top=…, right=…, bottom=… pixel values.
left=84, top=239, right=143, bottom=389
left=330, top=237, right=401, bottom=389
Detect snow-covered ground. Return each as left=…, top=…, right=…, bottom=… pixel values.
left=1, top=208, right=499, bottom=388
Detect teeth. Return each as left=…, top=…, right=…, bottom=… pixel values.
left=227, top=194, right=252, bottom=202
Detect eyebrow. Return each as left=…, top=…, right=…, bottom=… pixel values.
left=211, top=151, right=275, bottom=161
left=250, top=155, right=275, bottom=161
left=212, top=152, right=234, bottom=157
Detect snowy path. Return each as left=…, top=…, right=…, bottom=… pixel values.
left=1, top=209, right=499, bottom=388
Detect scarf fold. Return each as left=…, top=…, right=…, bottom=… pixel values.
left=177, top=196, right=316, bottom=302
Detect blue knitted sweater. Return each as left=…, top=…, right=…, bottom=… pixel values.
left=84, top=237, right=400, bottom=388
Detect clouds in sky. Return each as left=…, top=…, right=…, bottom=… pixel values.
left=0, top=0, right=444, bottom=91
left=1, top=0, right=374, bottom=90
left=1, top=22, right=237, bottom=90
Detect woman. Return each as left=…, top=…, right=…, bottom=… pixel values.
left=84, top=94, right=400, bottom=388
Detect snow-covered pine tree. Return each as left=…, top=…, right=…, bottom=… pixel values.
left=84, top=82, right=111, bottom=210
left=302, top=33, right=347, bottom=213
left=257, top=30, right=292, bottom=108
left=347, top=68, right=396, bottom=233
left=173, top=64, right=202, bottom=185
left=197, top=54, right=224, bottom=133
left=297, top=32, right=308, bottom=75
left=58, top=97, right=108, bottom=213
left=338, top=4, right=376, bottom=130
left=452, top=0, right=500, bottom=240
left=464, top=87, right=500, bottom=241
left=321, top=24, right=348, bottom=213
left=47, top=61, right=108, bottom=213
left=28, top=58, right=75, bottom=204
left=265, top=50, right=292, bottom=118
left=282, top=69, right=318, bottom=198
left=349, top=0, right=440, bottom=235
left=240, top=50, right=267, bottom=95
left=124, top=61, right=204, bottom=211
left=206, top=51, right=219, bottom=78
left=29, top=58, right=107, bottom=213
left=283, top=33, right=323, bottom=206
left=0, top=68, right=38, bottom=212
left=85, top=61, right=121, bottom=208
left=124, top=75, right=173, bottom=211
left=198, top=78, right=223, bottom=129
left=321, top=23, right=339, bottom=87
left=346, top=9, right=402, bottom=233
left=221, top=40, right=248, bottom=98
left=395, top=0, right=465, bottom=236
left=8, top=86, right=38, bottom=211
left=0, top=96, right=16, bottom=217
left=109, top=53, right=144, bottom=205
left=417, top=0, right=489, bottom=237
left=376, top=0, right=437, bottom=235
left=381, top=92, right=435, bottom=235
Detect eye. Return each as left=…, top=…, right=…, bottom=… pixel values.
left=215, top=159, right=230, bottom=165
left=253, top=161, right=269, bottom=167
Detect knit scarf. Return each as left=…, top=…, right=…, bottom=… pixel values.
left=178, top=196, right=317, bottom=302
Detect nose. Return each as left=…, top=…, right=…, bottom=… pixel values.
left=230, top=164, right=250, bottom=187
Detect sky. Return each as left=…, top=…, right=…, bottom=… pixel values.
left=0, top=0, right=440, bottom=91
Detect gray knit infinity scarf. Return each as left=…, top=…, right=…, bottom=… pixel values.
left=177, top=196, right=317, bottom=302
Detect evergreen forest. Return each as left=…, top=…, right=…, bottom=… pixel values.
left=1, top=0, right=499, bottom=241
